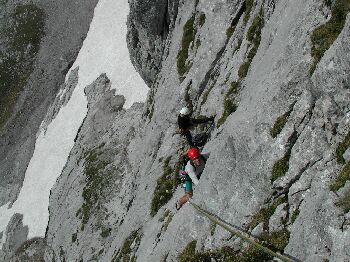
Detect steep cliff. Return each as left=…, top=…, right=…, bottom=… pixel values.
left=45, top=0, right=350, bottom=261
left=1, top=0, right=350, bottom=261
left=0, top=0, right=99, bottom=208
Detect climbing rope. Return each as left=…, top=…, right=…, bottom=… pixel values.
left=188, top=200, right=297, bottom=262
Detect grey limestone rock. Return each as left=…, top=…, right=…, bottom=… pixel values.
left=251, top=222, right=264, bottom=236
left=3, top=0, right=350, bottom=261
left=127, top=0, right=180, bottom=86
left=269, top=203, right=288, bottom=233
left=2, top=214, right=28, bottom=255
left=343, top=148, right=350, bottom=162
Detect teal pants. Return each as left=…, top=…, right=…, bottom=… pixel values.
left=184, top=174, right=193, bottom=192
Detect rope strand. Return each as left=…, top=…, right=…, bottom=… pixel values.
left=188, top=200, right=299, bottom=262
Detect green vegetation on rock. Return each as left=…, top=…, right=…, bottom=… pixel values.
left=226, top=26, right=236, bottom=39
left=178, top=241, right=200, bottom=262
left=177, top=14, right=197, bottom=79
left=178, top=232, right=289, bottom=262
left=217, top=81, right=240, bottom=127
left=247, top=10, right=263, bottom=45
left=290, top=208, right=300, bottom=224
left=325, top=0, right=332, bottom=8
left=238, top=62, right=251, bottom=79
left=244, top=198, right=290, bottom=257
left=159, top=209, right=174, bottom=232
left=271, top=156, right=289, bottom=182
left=270, top=103, right=296, bottom=138
left=310, top=0, right=350, bottom=74
left=329, top=160, right=350, bottom=192
left=271, top=128, right=297, bottom=182
left=270, top=115, right=288, bottom=138
left=112, top=230, right=142, bottom=262
left=0, top=4, right=45, bottom=129
left=243, top=0, right=254, bottom=25
left=150, top=157, right=181, bottom=216
left=336, top=188, right=350, bottom=213
left=76, top=145, right=112, bottom=227
left=258, top=229, right=290, bottom=253
left=248, top=197, right=286, bottom=230
left=238, top=8, right=264, bottom=79
left=336, top=130, right=350, bottom=164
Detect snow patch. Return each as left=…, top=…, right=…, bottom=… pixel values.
left=65, top=0, right=148, bottom=108
left=0, top=0, right=147, bottom=245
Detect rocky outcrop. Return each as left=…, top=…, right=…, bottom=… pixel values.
left=45, top=73, right=145, bottom=261
left=127, top=0, right=180, bottom=86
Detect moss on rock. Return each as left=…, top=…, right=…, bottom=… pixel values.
left=271, top=156, right=289, bottom=182
left=243, top=0, right=254, bottom=25
left=329, top=160, right=350, bottom=192
left=238, top=61, right=250, bottom=79
left=336, top=130, right=350, bottom=164
left=238, top=8, right=264, bottom=79
left=336, top=188, right=350, bottom=213
left=177, top=14, right=197, bottom=79
left=150, top=157, right=182, bottom=216
left=259, top=229, right=290, bottom=253
left=112, top=230, right=142, bottom=262
left=290, top=208, right=300, bottom=224
left=310, top=0, right=350, bottom=74
left=217, top=81, right=240, bottom=127
left=248, top=197, right=286, bottom=230
left=270, top=115, right=288, bottom=138
left=178, top=233, right=289, bottom=262
left=0, top=4, right=46, bottom=129
left=226, top=26, right=236, bottom=39
left=76, top=145, right=112, bottom=227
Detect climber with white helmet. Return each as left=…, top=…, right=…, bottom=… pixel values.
left=176, top=148, right=210, bottom=210
left=177, top=107, right=214, bottom=147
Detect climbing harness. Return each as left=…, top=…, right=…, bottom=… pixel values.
left=188, top=200, right=299, bottom=262
left=179, top=171, right=193, bottom=192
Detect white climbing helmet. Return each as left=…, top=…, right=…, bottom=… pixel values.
left=179, top=107, right=190, bottom=116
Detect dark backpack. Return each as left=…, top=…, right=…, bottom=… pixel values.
left=192, top=133, right=209, bottom=147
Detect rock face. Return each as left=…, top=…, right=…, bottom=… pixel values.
left=0, top=0, right=99, bottom=207
left=127, top=0, right=180, bottom=86
left=2, top=0, right=350, bottom=261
